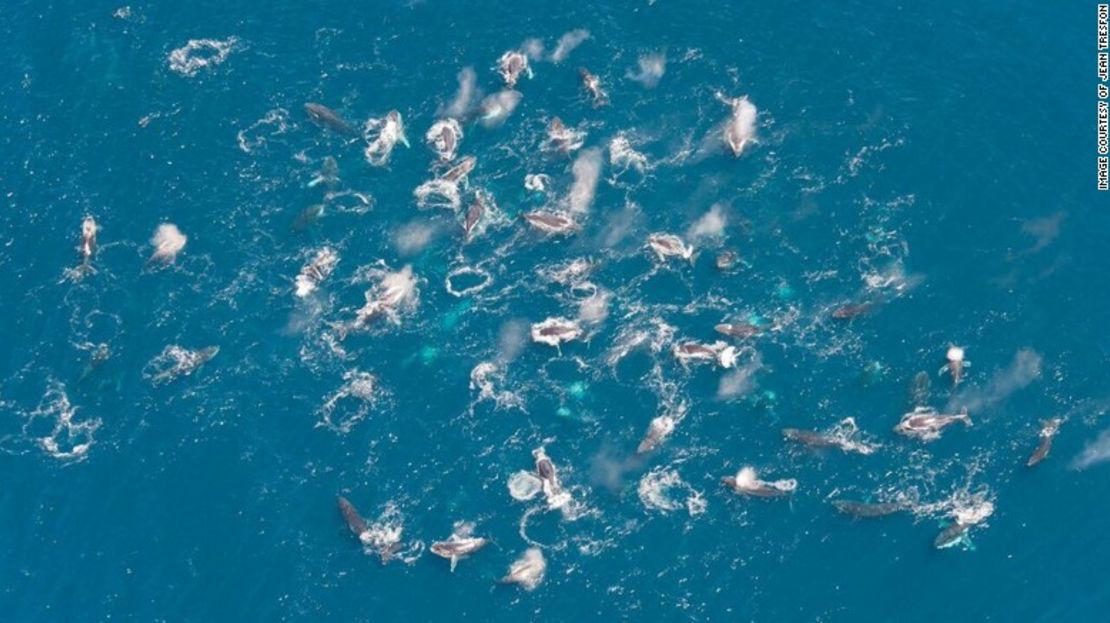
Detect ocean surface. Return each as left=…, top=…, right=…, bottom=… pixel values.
left=1, top=1, right=1107, bottom=620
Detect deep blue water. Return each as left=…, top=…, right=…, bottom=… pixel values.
left=2, top=1, right=1108, bottom=621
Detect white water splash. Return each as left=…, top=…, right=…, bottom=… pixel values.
left=168, top=37, right=238, bottom=77
left=638, top=466, right=706, bottom=516
left=26, top=382, right=101, bottom=461
left=318, top=369, right=378, bottom=433
left=609, top=135, right=649, bottom=174
left=149, top=223, right=187, bottom=264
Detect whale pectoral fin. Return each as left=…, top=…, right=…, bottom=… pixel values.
left=381, top=543, right=402, bottom=564
left=449, top=556, right=458, bottom=573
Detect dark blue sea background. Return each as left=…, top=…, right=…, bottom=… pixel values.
left=1, top=1, right=1107, bottom=620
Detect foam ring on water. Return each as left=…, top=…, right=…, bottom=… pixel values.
left=445, top=266, right=492, bottom=298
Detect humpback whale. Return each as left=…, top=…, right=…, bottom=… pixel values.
left=530, top=317, right=583, bottom=347
left=909, top=371, right=931, bottom=408
left=295, top=247, right=339, bottom=298
left=715, top=250, right=738, bottom=270
left=895, top=406, right=971, bottom=441
left=831, top=303, right=874, bottom=319
left=934, top=521, right=970, bottom=549
left=714, top=323, right=760, bottom=339
left=364, top=111, right=409, bottom=166
left=78, top=343, right=111, bottom=383
left=1027, top=418, right=1063, bottom=467
left=430, top=524, right=488, bottom=572
left=497, top=50, right=532, bottom=88
left=722, top=466, right=796, bottom=498
left=304, top=103, right=357, bottom=136
left=646, top=233, right=694, bottom=261
left=79, top=216, right=98, bottom=264
left=294, top=204, right=325, bottom=232
left=831, top=499, right=908, bottom=518
left=337, top=496, right=369, bottom=537
left=637, top=414, right=676, bottom=454
left=441, top=155, right=477, bottom=185
left=351, top=265, right=417, bottom=331
left=782, top=418, right=879, bottom=455
left=147, top=345, right=218, bottom=385
left=336, top=496, right=404, bottom=563
left=545, top=117, right=585, bottom=153
left=578, top=68, right=608, bottom=106
left=942, top=345, right=969, bottom=386
left=523, top=210, right=578, bottom=235
left=672, top=341, right=738, bottom=369
left=717, top=93, right=758, bottom=157
left=426, top=118, right=462, bottom=162
left=307, top=156, right=339, bottom=189
left=462, top=193, right=486, bottom=242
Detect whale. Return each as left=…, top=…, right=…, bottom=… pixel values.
left=831, top=499, right=907, bottom=518
left=462, top=193, right=485, bottom=242
left=294, top=204, right=325, bottom=232
left=305, top=103, right=357, bottom=136
left=909, top=371, right=931, bottom=408
left=637, top=414, right=676, bottom=454
left=714, top=323, right=760, bottom=339
left=364, top=110, right=409, bottom=166
left=672, top=341, right=738, bottom=369
left=831, top=303, right=873, bottom=319
left=295, top=247, right=339, bottom=298
left=533, top=447, right=560, bottom=489
left=578, top=68, right=608, bottom=106
left=545, top=117, right=584, bottom=153
left=646, top=233, right=693, bottom=261
left=497, top=50, right=532, bottom=88
left=782, top=428, right=845, bottom=450
left=337, top=496, right=404, bottom=563
left=941, top=345, right=969, bottom=386
left=79, top=216, right=98, bottom=264
left=441, top=155, right=477, bottom=185
left=722, top=466, right=796, bottom=498
left=523, top=210, right=578, bottom=235
left=715, top=250, right=738, bottom=270
left=78, top=343, right=111, bottom=383
left=530, top=317, right=583, bottom=348
left=430, top=527, right=488, bottom=572
left=717, top=94, right=757, bottom=157
left=307, top=156, right=339, bottom=189
left=934, top=521, right=970, bottom=549
left=1027, top=418, right=1062, bottom=467
left=895, top=406, right=971, bottom=441
left=426, top=118, right=462, bottom=162
left=337, top=496, right=369, bottom=537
